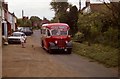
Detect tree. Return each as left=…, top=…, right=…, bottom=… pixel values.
left=30, top=16, right=41, bottom=23
left=67, top=6, right=79, bottom=34
left=17, top=18, right=32, bottom=27
left=77, top=1, right=119, bottom=47
left=17, top=19, right=23, bottom=27
left=99, top=0, right=120, bottom=28
left=30, top=16, right=42, bottom=26
left=77, top=12, right=103, bottom=43
left=99, top=0, right=120, bottom=47
left=50, top=0, right=69, bottom=22
left=50, top=1, right=79, bottom=34
left=50, top=0, right=68, bottom=13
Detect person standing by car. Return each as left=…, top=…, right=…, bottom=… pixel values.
left=20, top=34, right=25, bottom=48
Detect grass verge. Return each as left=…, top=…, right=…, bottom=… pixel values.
left=72, top=42, right=119, bottom=67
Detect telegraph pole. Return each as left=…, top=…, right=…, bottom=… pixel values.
left=22, top=10, right=24, bottom=18
left=79, top=0, right=81, bottom=10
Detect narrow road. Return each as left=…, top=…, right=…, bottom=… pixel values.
left=2, top=30, right=118, bottom=77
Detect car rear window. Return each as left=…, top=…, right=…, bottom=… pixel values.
left=12, top=33, right=21, bottom=37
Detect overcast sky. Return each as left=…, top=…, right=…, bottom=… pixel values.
left=4, top=0, right=80, bottom=20
left=4, top=0, right=110, bottom=20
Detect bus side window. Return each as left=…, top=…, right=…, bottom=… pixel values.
left=47, top=30, right=50, bottom=36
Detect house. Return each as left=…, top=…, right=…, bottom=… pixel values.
left=79, top=0, right=117, bottom=14
left=8, top=12, right=17, bottom=33
left=2, top=1, right=17, bottom=37
left=41, top=17, right=50, bottom=25
left=2, top=1, right=8, bottom=37
left=0, top=0, right=4, bottom=46
left=80, top=0, right=107, bottom=13
left=79, top=0, right=91, bottom=13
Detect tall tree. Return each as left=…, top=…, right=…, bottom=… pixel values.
left=50, top=0, right=69, bottom=22
left=30, top=16, right=42, bottom=27
left=100, top=0, right=120, bottom=47
left=50, top=1, right=79, bottom=34
left=67, top=6, right=79, bottom=33
left=99, top=0, right=120, bottom=27
left=30, top=16, right=41, bottom=22
left=17, top=18, right=32, bottom=27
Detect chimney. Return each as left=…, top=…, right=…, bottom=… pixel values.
left=79, top=0, right=81, bottom=10
left=2, top=2, right=8, bottom=10
left=86, top=0, right=90, bottom=7
left=4, top=2, right=8, bottom=10
left=22, top=10, right=24, bottom=18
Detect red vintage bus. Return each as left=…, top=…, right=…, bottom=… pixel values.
left=40, top=23, right=72, bottom=54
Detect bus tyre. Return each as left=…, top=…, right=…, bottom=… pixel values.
left=67, top=49, right=72, bottom=54
left=41, top=41, right=44, bottom=48
left=48, top=48, right=52, bottom=54
left=41, top=41, right=45, bottom=50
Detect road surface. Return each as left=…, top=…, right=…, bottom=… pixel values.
left=2, top=30, right=118, bottom=77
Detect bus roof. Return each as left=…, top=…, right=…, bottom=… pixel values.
left=42, top=23, right=70, bottom=30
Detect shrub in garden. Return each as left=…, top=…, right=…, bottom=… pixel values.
left=74, top=31, right=84, bottom=43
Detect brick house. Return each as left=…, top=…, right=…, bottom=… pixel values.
left=0, top=0, right=4, bottom=46
left=80, top=0, right=120, bottom=14
left=2, top=1, right=17, bottom=37
left=80, top=0, right=111, bottom=14
left=7, top=12, right=17, bottom=34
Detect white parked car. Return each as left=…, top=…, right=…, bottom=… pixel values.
left=8, top=32, right=27, bottom=44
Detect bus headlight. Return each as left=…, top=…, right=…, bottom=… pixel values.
left=65, top=41, right=68, bottom=43
left=55, top=40, right=58, bottom=44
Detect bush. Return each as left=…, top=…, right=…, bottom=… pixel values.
left=74, top=31, right=84, bottom=43
left=103, top=27, right=119, bottom=48
left=77, top=12, right=119, bottom=48
left=32, top=26, right=40, bottom=30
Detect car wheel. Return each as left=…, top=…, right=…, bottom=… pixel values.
left=24, top=40, right=26, bottom=43
left=8, top=41, right=11, bottom=44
